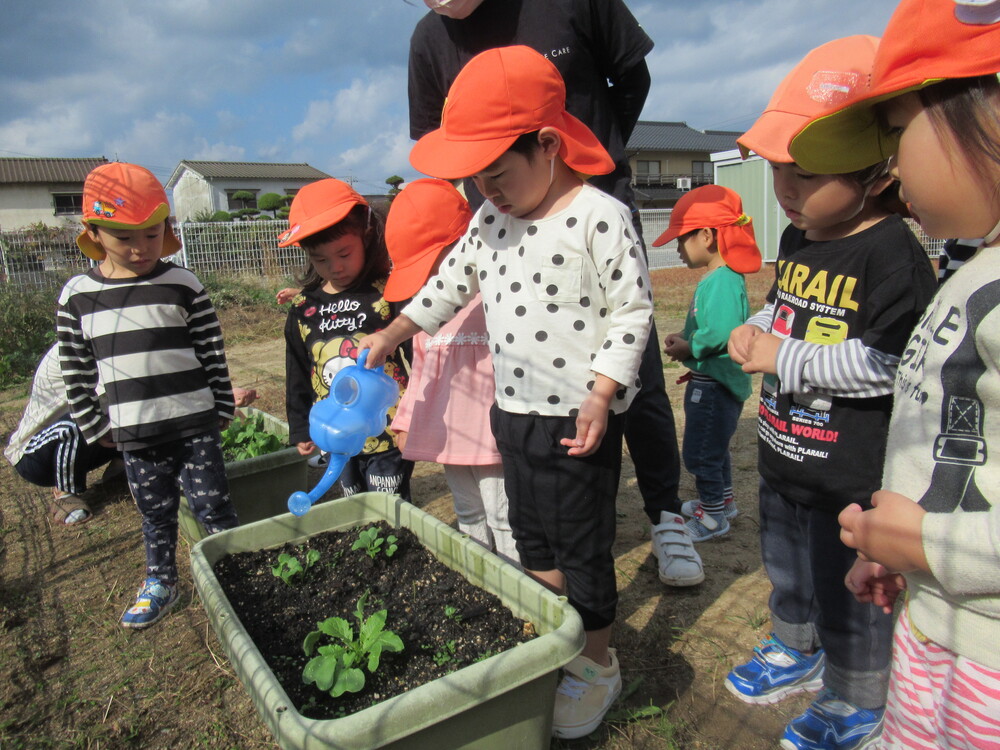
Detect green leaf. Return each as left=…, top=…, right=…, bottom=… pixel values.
left=302, top=654, right=338, bottom=691
left=317, top=616, right=352, bottom=641
left=331, top=667, right=366, bottom=697
left=303, top=629, right=322, bottom=655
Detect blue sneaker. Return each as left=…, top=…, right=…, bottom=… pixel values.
left=121, top=577, right=178, bottom=629
left=725, top=635, right=825, bottom=704
left=780, top=690, right=884, bottom=750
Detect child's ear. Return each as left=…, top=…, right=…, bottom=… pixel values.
left=537, top=127, right=562, bottom=158
left=702, top=227, right=719, bottom=249
left=85, top=223, right=102, bottom=244
left=866, top=173, right=895, bottom=198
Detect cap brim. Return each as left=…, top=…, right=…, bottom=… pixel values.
left=736, top=109, right=811, bottom=163
left=277, top=202, right=362, bottom=247
left=410, top=129, right=518, bottom=180
left=384, top=244, right=447, bottom=302
left=651, top=226, right=682, bottom=247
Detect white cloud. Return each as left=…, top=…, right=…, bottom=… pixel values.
left=292, top=68, right=407, bottom=142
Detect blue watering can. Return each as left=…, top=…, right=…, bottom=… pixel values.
left=287, top=348, right=399, bottom=516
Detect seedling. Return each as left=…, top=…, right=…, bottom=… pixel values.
left=443, top=605, right=462, bottom=623
left=221, top=413, right=285, bottom=461
left=424, top=639, right=460, bottom=668
left=302, top=592, right=404, bottom=698
left=351, top=526, right=398, bottom=559
left=272, top=548, right=320, bottom=585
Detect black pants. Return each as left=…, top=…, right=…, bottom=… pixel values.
left=15, top=419, right=118, bottom=495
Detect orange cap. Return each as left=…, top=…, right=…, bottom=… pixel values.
left=651, top=185, right=762, bottom=274
left=77, top=162, right=181, bottom=261
left=277, top=178, right=368, bottom=247
left=791, top=0, right=1000, bottom=173
left=409, top=45, right=614, bottom=179
left=384, top=179, right=473, bottom=302
left=737, top=35, right=880, bottom=165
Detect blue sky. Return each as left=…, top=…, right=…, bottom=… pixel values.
left=1, top=1, right=895, bottom=196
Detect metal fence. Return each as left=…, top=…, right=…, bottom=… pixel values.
left=0, top=212, right=949, bottom=291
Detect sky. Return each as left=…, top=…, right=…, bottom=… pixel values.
left=1, top=1, right=897, bottom=197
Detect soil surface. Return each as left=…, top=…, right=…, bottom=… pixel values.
left=0, top=267, right=808, bottom=749
left=212, top=521, right=533, bottom=720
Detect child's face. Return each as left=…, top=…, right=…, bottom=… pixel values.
left=471, top=148, right=553, bottom=219
left=676, top=229, right=716, bottom=270
left=884, top=91, right=998, bottom=240
left=768, top=162, right=869, bottom=242
left=88, top=224, right=165, bottom=278
left=307, top=232, right=366, bottom=293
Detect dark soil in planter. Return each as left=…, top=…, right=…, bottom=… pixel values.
left=212, top=521, right=536, bottom=720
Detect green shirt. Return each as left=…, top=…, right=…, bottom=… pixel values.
left=681, top=265, right=751, bottom=402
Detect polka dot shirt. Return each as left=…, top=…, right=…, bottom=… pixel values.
left=404, top=184, right=653, bottom=417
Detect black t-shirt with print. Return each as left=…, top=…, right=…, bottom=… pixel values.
left=758, top=215, right=937, bottom=512
left=408, top=0, right=653, bottom=208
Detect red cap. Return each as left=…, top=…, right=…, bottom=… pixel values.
left=651, top=185, right=762, bottom=274
left=738, top=35, right=880, bottom=164
left=277, top=178, right=368, bottom=247
left=791, top=0, right=1000, bottom=173
left=409, top=45, right=614, bottom=179
left=384, top=179, right=473, bottom=302
left=77, top=162, right=180, bottom=261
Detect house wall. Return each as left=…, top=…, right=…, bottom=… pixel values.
left=0, top=184, right=82, bottom=230
left=628, top=149, right=712, bottom=179
left=172, top=172, right=318, bottom=223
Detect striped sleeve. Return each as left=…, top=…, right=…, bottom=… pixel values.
left=746, top=302, right=774, bottom=331
left=56, top=278, right=110, bottom=445
left=184, top=283, right=234, bottom=421
left=775, top=337, right=898, bottom=398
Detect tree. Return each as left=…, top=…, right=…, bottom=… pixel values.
left=258, top=193, right=286, bottom=218
left=385, top=176, right=404, bottom=196
left=230, top=190, right=256, bottom=211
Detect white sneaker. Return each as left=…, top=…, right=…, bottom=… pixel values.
left=552, top=649, right=623, bottom=739
left=651, top=511, right=704, bottom=586
left=685, top=507, right=730, bottom=542
left=681, top=496, right=738, bottom=521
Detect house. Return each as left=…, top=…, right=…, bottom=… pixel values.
left=626, top=122, right=741, bottom=208
left=0, top=157, right=109, bottom=230
left=166, top=161, right=332, bottom=223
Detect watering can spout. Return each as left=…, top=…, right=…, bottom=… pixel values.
left=286, top=348, right=399, bottom=516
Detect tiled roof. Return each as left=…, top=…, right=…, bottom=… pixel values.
left=0, top=157, right=109, bottom=184
left=627, top=121, right=740, bottom=153
left=167, top=160, right=331, bottom=187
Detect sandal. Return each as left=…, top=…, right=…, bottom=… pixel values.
left=49, top=492, right=93, bottom=526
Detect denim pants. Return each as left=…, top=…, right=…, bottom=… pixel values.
left=125, top=429, right=237, bottom=585
left=759, top=478, right=894, bottom=709
left=681, top=377, right=741, bottom=510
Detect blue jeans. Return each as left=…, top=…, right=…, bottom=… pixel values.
left=759, top=478, right=893, bottom=709
left=682, top=377, right=741, bottom=510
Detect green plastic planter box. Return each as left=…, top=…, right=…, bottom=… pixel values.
left=179, top=407, right=308, bottom=543
left=190, top=492, right=585, bottom=750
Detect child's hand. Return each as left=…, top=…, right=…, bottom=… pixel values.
left=839, top=491, right=929, bottom=574
left=395, top=430, right=408, bottom=453
left=728, top=324, right=762, bottom=364
left=276, top=288, right=300, bottom=305
left=663, top=333, right=690, bottom=362
left=560, top=383, right=613, bottom=457
left=740, top=332, right=781, bottom=374
left=844, top=558, right=906, bottom=614
left=232, top=386, right=258, bottom=407
left=296, top=440, right=316, bottom=457
left=358, top=333, right=394, bottom=368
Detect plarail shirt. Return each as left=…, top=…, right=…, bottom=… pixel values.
left=757, top=215, right=936, bottom=512
left=404, top=183, right=653, bottom=417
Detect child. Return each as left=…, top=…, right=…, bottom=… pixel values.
left=655, top=185, right=762, bottom=543
left=384, top=178, right=517, bottom=565
left=56, top=162, right=239, bottom=629
left=361, top=46, right=652, bottom=739
left=726, top=36, right=937, bottom=750
left=277, top=178, right=413, bottom=500
left=789, top=2, right=1000, bottom=746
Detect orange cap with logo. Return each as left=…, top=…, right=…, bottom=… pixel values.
left=738, top=35, right=880, bottom=165
left=77, top=162, right=181, bottom=261
left=790, top=0, right=1000, bottom=174
left=277, top=178, right=368, bottom=248
left=651, top=185, right=762, bottom=274
left=384, top=179, right=473, bottom=302
left=409, top=45, right=615, bottom=179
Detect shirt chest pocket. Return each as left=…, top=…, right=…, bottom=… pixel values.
left=538, top=256, right=583, bottom=303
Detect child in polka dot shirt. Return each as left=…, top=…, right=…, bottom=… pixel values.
left=361, top=46, right=653, bottom=739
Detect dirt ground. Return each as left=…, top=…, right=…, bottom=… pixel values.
left=0, top=267, right=820, bottom=749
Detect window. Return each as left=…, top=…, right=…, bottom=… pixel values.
left=53, top=193, right=84, bottom=216
left=692, top=161, right=712, bottom=176
left=636, top=160, right=661, bottom=175
left=226, top=189, right=260, bottom=210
